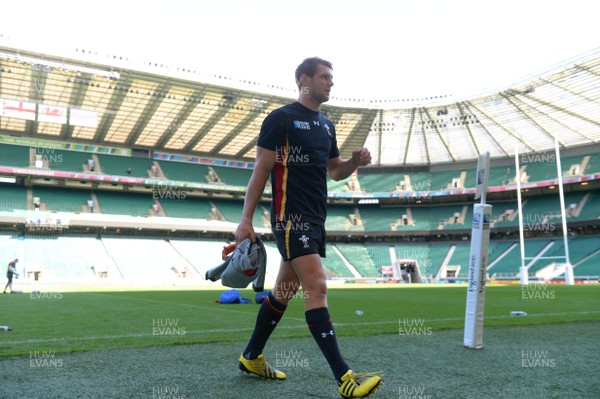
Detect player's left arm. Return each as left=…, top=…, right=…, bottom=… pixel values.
left=327, top=147, right=371, bottom=181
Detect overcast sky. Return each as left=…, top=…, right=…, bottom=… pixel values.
left=1, top=0, right=599, bottom=102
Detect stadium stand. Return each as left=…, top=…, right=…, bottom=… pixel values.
left=448, top=242, right=472, bottom=277
left=0, top=234, right=18, bottom=265
left=327, top=176, right=352, bottom=193
left=96, top=154, right=154, bottom=177
left=326, top=205, right=363, bottom=231
left=32, top=186, right=91, bottom=213
left=23, top=235, right=100, bottom=280
left=157, top=161, right=210, bottom=183
left=0, top=183, right=28, bottom=211
left=487, top=239, right=551, bottom=276
left=0, top=143, right=29, bottom=167
left=336, top=244, right=380, bottom=277
left=37, top=149, right=90, bottom=172
left=100, top=237, right=185, bottom=282
left=159, top=196, right=213, bottom=219
left=357, top=172, right=404, bottom=192
left=365, top=244, right=393, bottom=270
left=211, top=166, right=252, bottom=187
left=427, top=242, right=454, bottom=278
left=429, top=170, right=466, bottom=190
left=166, top=239, right=224, bottom=276
left=322, top=244, right=355, bottom=277
left=406, top=172, right=431, bottom=191
left=360, top=205, right=408, bottom=231
left=95, top=190, right=155, bottom=217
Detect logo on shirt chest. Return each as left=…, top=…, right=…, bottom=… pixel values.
left=293, top=120, right=311, bottom=130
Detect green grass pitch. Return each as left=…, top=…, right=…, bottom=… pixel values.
left=0, top=284, right=598, bottom=398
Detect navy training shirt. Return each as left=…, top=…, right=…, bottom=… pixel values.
left=257, top=102, right=340, bottom=226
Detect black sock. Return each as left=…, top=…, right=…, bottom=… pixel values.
left=243, top=291, right=287, bottom=359
left=306, top=307, right=349, bottom=383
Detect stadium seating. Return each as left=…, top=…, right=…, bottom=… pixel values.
left=326, top=205, right=363, bottom=231
left=23, top=235, right=101, bottom=280
left=211, top=166, right=252, bottom=187
left=322, top=244, right=355, bottom=277
left=487, top=239, right=551, bottom=276
left=0, top=143, right=30, bottom=167
left=365, top=244, right=393, bottom=270
left=32, top=186, right=91, bottom=213
left=584, top=154, right=600, bottom=174
left=336, top=244, right=380, bottom=277
left=429, top=170, right=465, bottom=191
left=357, top=172, right=404, bottom=192
left=359, top=205, right=407, bottom=231
left=37, top=149, right=90, bottom=172
left=164, top=239, right=225, bottom=276
left=95, top=190, right=155, bottom=216
left=488, top=165, right=516, bottom=187
left=406, top=172, right=431, bottom=191
left=159, top=196, right=213, bottom=219
left=487, top=240, right=516, bottom=266
left=327, top=176, right=352, bottom=193
left=0, top=183, right=28, bottom=211
left=96, top=154, right=154, bottom=177
left=571, top=235, right=600, bottom=276
left=0, top=234, right=19, bottom=266
left=447, top=241, right=471, bottom=277
left=100, top=237, right=184, bottom=282
left=158, top=160, right=210, bottom=183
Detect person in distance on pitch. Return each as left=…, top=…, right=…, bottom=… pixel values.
left=3, top=258, right=19, bottom=294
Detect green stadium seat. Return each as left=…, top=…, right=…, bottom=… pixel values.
left=336, top=244, right=379, bottom=277
left=211, top=166, right=252, bottom=187
left=96, top=154, right=154, bottom=177
left=322, top=244, right=354, bottom=277
left=0, top=143, right=30, bottom=167
left=32, top=186, right=91, bottom=213
left=0, top=183, right=28, bottom=211
left=95, top=190, right=154, bottom=216
left=158, top=161, right=210, bottom=183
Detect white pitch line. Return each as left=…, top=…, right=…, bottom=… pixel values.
left=86, top=292, right=307, bottom=322
left=2, top=311, right=598, bottom=346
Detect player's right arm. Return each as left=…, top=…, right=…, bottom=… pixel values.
left=234, top=146, right=276, bottom=244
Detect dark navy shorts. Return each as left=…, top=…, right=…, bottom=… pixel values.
left=273, top=221, right=326, bottom=261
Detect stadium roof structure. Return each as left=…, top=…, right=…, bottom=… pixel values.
left=0, top=45, right=599, bottom=166
left=0, top=45, right=376, bottom=161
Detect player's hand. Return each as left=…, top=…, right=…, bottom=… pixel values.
left=234, top=219, right=256, bottom=245
left=351, top=147, right=371, bottom=167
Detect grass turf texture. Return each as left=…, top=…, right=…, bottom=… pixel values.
left=0, top=285, right=598, bottom=398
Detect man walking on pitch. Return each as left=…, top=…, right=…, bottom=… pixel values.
left=235, top=57, right=382, bottom=398
left=3, top=259, right=19, bottom=294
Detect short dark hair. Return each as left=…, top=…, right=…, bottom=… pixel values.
left=295, top=57, right=333, bottom=89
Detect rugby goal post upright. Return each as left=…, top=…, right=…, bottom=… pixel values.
left=464, top=151, right=492, bottom=349
left=514, top=137, right=574, bottom=286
